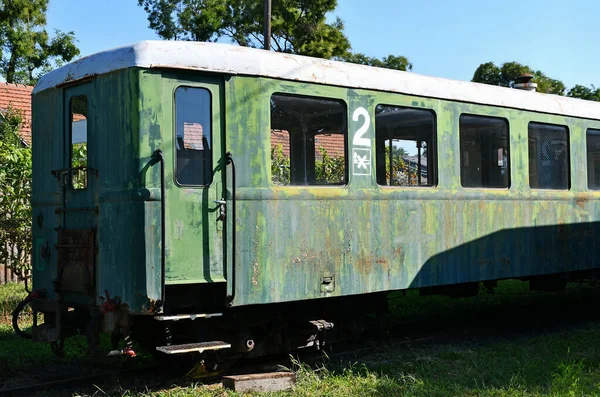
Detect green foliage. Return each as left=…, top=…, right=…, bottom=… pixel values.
left=472, top=61, right=565, bottom=95
left=338, top=52, right=413, bottom=71
left=138, top=0, right=411, bottom=70
left=271, top=143, right=290, bottom=185
left=0, top=282, right=26, bottom=319
left=71, top=142, right=88, bottom=189
left=315, top=146, right=344, bottom=184
left=385, top=145, right=417, bottom=186
left=471, top=61, right=600, bottom=101
left=0, top=0, right=80, bottom=84
left=0, top=107, right=31, bottom=278
left=270, top=144, right=344, bottom=185
left=567, top=84, right=600, bottom=101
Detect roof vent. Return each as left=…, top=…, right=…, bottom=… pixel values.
left=513, top=74, right=537, bottom=92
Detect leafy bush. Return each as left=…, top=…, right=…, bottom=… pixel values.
left=271, top=144, right=345, bottom=185
left=0, top=107, right=31, bottom=279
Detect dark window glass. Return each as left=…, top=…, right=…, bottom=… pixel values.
left=270, top=94, right=347, bottom=185
left=375, top=105, right=436, bottom=187
left=587, top=129, right=600, bottom=190
left=70, top=95, right=88, bottom=189
left=459, top=115, right=509, bottom=188
left=528, top=123, right=569, bottom=190
left=175, top=87, right=212, bottom=186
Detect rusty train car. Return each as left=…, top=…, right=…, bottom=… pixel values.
left=27, top=41, right=600, bottom=358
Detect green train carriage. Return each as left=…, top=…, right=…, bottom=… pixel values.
left=28, top=41, right=600, bottom=357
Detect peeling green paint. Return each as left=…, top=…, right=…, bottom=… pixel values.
left=31, top=67, right=600, bottom=313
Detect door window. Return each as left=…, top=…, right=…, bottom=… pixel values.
left=70, top=95, right=88, bottom=189
left=175, top=87, right=212, bottom=186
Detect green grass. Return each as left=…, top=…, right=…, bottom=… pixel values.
left=0, top=283, right=102, bottom=386
left=3, top=281, right=600, bottom=396
left=0, top=281, right=27, bottom=319
left=108, top=324, right=600, bottom=397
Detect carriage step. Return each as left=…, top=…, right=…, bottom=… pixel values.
left=156, top=341, right=231, bottom=355
left=154, top=313, right=223, bottom=321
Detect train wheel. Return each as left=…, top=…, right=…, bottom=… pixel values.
left=12, top=299, right=37, bottom=339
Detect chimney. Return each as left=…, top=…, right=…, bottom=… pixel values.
left=513, top=74, right=537, bottom=92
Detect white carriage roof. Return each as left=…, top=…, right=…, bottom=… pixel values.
left=34, top=40, right=600, bottom=120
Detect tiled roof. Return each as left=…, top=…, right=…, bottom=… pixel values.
left=183, top=122, right=204, bottom=150
left=0, top=83, right=33, bottom=146
left=271, top=130, right=345, bottom=159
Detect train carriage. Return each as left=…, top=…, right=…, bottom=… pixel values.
left=27, top=41, right=600, bottom=358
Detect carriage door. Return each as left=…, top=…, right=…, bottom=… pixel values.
left=164, top=76, right=225, bottom=285
left=55, top=83, right=97, bottom=298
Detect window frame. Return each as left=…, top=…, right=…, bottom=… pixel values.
left=173, top=85, right=214, bottom=188
left=527, top=121, right=570, bottom=191
left=458, top=113, right=511, bottom=190
left=69, top=95, right=89, bottom=191
left=586, top=128, right=600, bottom=190
left=269, top=92, right=349, bottom=187
left=374, top=104, right=438, bottom=188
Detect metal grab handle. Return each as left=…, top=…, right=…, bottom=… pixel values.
left=225, top=152, right=236, bottom=306
left=214, top=200, right=226, bottom=205
left=150, top=149, right=165, bottom=307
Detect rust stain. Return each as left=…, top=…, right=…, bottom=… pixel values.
left=251, top=260, right=259, bottom=287
left=575, top=194, right=587, bottom=209
left=355, top=256, right=374, bottom=274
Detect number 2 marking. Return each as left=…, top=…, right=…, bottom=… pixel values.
left=352, top=107, right=371, bottom=147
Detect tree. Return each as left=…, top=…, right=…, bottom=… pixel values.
left=567, top=84, right=600, bottom=101
left=138, top=0, right=411, bottom=70
left=0, top=107, right=31, bottom=278
left=0, top=0, right=80, bottom=84
left=472, top=62, right=501, bottom=86
left=337, top=52, right=412, bottom=71
left=472, top=61, right=564, bottom=95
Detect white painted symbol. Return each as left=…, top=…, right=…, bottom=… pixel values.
left=352, top=107, right=371, bottom=147
left=354, top=152, right=369, bottom=169
left=352, top=148, right=372, bottom=176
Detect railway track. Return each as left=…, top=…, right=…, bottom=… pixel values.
left=0, top=365, right=161, bottom=396
left=3, top=285, right=599, bottom=396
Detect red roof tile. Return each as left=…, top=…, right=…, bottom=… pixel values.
left=271, top=130, right=345, bottom=159
left=0, top=83, right=33, bottom=146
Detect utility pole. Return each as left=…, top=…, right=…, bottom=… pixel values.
left=264, top=0, right=272, bottom=50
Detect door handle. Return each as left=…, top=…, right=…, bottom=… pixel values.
left=214, top=199, right=226, bottom=221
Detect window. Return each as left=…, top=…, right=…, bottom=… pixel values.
left=459, top=115, right=509, bottom=188
left=375, top=105, right=436, bottom=187
left=70, top=95, right=88, bottom=189
left=528, top=123, right=569, bottom=190
left=586, top=129, right=600, bottom=189
left=270, top=94, right=347, bottom=185
left=175, top=87, right=212, bottom=186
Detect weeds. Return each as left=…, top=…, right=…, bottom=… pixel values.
left=0, top=282, right=26, bottom=321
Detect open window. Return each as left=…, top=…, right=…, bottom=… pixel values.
left=459, top=115, right=509, bottom=188
left=270, top=94, right=347, bottom=186
left=375, top=105, right=436, bottom=187
left=586, top=129, right=600, bottom=189
left=70, top=95, right=88, bottom=189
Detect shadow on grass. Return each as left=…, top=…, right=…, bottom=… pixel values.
left=299, top=326, right=600, bottom=397
left=291, top=281, right=600, bottom=397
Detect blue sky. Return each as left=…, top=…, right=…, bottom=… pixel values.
left=47, top=0, right=598, bottom=90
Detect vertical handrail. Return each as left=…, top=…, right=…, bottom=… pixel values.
left=225, top=151, right=236, bottom=306
left=151, top=149, right=166, bottom=306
